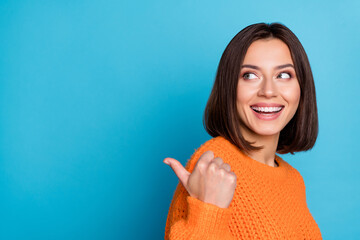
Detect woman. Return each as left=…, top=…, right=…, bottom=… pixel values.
left=163, top=23, right=322, bottom=239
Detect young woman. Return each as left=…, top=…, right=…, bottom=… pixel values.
left=163, top=23, right=322, bottom=239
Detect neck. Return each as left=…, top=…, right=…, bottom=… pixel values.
left=240, top=126, right=280, bottom=167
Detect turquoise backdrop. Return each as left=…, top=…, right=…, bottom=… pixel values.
left=1, top=0, right=359, bottom=239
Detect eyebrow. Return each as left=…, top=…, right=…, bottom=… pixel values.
left=241, top=64, right=295, bottom=70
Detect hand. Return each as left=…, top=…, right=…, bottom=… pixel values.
left=164, top=150, right=237, bottom=208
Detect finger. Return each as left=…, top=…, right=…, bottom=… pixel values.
left=221, top=162, right=231, bottom=172
left=194, top=150, right=215, bottom=172
left=196, top=150, right=214, bottom=165
left=213, top=157, right=223, bottom=167
left=207, top=161, right=220, bottom=174
left=164, top=158, right=190, bottom=187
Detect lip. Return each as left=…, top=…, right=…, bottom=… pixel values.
left=250, top=106, right=284, bottom=121
left=250, top=102, right=284, bottom=107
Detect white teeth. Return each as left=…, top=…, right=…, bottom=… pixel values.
left=251, top=106, right=283, bottom=113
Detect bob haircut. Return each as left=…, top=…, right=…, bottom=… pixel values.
left=203, top=22, right=318, bottom=155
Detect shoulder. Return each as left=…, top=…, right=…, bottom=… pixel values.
left=276, top=155, right=306, bottom=186
left=184, top=136, right=236, bottom=172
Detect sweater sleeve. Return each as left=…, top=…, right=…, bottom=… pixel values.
left=164, top=140, right=235, bottom=240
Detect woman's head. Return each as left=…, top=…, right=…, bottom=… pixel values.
left=204, top=22, right=318, bottom=154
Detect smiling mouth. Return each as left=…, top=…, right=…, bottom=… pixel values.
left=250, top=106, right=284, bottom=114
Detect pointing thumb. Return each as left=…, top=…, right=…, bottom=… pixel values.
left=164, top=157, right=190, bottom=188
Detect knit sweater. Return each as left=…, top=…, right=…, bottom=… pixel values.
left=165, top=136, right=322, bottom=239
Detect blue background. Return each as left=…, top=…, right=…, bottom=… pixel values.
left=1, top=0, right=359, bottom=239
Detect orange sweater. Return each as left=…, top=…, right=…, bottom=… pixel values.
left=165, top=136, right=322, bottom=239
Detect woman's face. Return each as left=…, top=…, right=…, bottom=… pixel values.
left=236, top=38, right=301, bottom=138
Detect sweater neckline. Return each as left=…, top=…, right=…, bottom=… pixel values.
left=216, top=136, right=288, bottom=179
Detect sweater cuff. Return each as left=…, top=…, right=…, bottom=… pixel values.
left=186, top=196, right=232, bottom=235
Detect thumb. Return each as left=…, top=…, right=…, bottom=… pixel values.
left=164, top=158, right=190, bottom=188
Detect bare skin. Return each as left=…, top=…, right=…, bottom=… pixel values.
left=164, top=38, right=300, bottom=208
left=240, top=126, right=280, bottom=167
left=164, top=151, right=236, bottom=208
left=237, top=38, right=300, bottom=167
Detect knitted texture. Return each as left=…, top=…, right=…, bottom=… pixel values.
left=165, top=136, right=322, bottom=240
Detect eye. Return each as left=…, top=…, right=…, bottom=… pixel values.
left=243, top=72, right=258, bottom=80
left=277, top=72, right=292, bottom=79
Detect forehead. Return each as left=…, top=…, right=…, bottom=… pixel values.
left=243, top=38, right=293, bottom=65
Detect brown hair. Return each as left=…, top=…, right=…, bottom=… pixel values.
left=203, top=22, right=318, bottom=155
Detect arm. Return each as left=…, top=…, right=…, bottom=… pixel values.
left=165, top=185, right=234, bottom=240
left=164, top=144, right=236, bottom=240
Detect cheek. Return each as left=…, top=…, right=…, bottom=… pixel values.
left=282, top=82, right=301, bottom=110
left=236, top=90, right=250, bottom=117
left=236, top=83, right=258, bottom=106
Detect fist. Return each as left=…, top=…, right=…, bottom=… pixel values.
left=164, top=151, right=237, bottom=208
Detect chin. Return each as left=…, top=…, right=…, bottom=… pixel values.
left=252, top=127, right=281, bottom=136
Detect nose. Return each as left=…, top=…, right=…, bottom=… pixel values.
left=258, top=76, right=278, bottom=98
